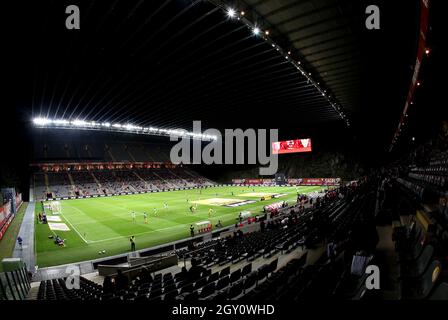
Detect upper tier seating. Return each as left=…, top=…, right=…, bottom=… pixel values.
left=33, top=168, right=215, bottom=200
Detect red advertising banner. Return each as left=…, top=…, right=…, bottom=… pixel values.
left=245, top=179, right=263, bottom=185
left=31, top=162, right=177, bottom=172
left=0, top=214, right=14, bottom=240
left=0, top=202, right=12, bottom=240
left=272, top=139, right=312, bottom=154
left=287, top=178, right=340, bottom=186
left=264, top=202, right=286, bottom=213
left=233, top=178, right=340, bottom=185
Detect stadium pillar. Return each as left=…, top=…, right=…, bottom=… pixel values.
left=1, top=188, right=17, bottom=214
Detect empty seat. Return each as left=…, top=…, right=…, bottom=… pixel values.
left=228, top=281, right=243, bottom=299
left=216, top=276, right=230, bottom=290
left=184, top=291, right=198, bottom=301
left=256, top=265, right=269, bottom=283
left=150, top=288, right=162, bottom=297
left=200, top=282, right=216, bottom=298
left=243, top=272, right=257, bottom=291
left=134, top=293, right=148, bottom=301
left=400, top=245, right=434, bottom=278
left=241, top=263, right=252, bottom=277
left=401, top=260, right=441, bottom=299
left=268, top=258, right=278, bottom=274
left=180, top=283, right=193, bottom=294
left=164, top=289, right=178, bottom=301
left=428, top=282, right=448, bottom=300
left=149, top=293, right=162, bottom=301
left=201, top=269, right=212, bottom=277
left=164, top=284, right=176, bottom=293
left=194, top=278, right=208, bottom=291
left=219, top=266, right=230, bottom=278
left=213, top=289, right=228, bottom=300
left=208, top=272, right=219, bottom=283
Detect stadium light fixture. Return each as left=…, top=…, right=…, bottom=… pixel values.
left=53, top=119, right=69, bottom=125
left=32, top=117, right=218, bottom=141
left=227, top=8, right=236, bottom=18
left=33, top=117, right=51, bottom=126
left=216, top=4, right=348, bottom=125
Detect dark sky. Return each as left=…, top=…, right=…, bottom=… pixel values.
left=3, top=0, right=445, bottom=189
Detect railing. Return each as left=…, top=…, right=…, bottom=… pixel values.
left=0, top=265, right=30, bottom=300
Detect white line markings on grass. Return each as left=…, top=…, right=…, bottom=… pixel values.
left=57, top=186, right=323, bottom=244
left=60, top=201, right=202, bottom=244
left=85, top=224, right=191, bottom=244
left=59, top=204, right=93, bottom=244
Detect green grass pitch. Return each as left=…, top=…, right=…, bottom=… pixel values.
left=35, top=185, right=324, bottom=267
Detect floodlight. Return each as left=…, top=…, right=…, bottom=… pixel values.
left=33, top=117, right=51, bottom=126
left=227, top=8, right=236, bottom=18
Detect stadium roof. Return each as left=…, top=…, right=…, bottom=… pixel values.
left=8, top=0, right=438, bottom=157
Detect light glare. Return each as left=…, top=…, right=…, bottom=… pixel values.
left=227, top=8, right=236, bottom=18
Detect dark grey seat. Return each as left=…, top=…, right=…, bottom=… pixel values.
left=428, top=282, right=448, bottom=300
left=401, top=260, right=441, bottom=300
left=400, top=245, right=434, bottom=278
left=241, top=263, right=252, bottom=277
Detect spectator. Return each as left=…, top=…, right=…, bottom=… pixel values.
left=137, top=266, right=152, bottom=285
left=180, top=266, right=188, bottom=279
left=115, top=270, right=129, bottom=291
left=17, top=236, right=23, bottom=250
left=103, top=276, right=114, bottom=294
left=188, top=258, right=206, bottom=281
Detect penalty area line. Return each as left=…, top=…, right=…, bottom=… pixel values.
left=59, top=204, right=93, bottom=244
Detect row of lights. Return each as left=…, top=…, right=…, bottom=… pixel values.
left=224, top=7, right=349, bottom=126
left=32, top=117, right=218, bottom=141
left=391, top=48, right=431, bottom=147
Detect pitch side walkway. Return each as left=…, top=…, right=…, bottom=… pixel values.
left=13, top=202, right=36, bottom=272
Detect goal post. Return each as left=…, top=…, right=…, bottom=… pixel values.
left=44, top=201, right=61, bottom=214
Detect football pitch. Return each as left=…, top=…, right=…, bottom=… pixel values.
left=35, top=186, right=324, bottom=267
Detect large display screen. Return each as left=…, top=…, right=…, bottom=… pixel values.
left=272, top=139, right=312, bottom=154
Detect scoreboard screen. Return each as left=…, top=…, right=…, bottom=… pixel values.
left=272, top=139, right=312, bottom=154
